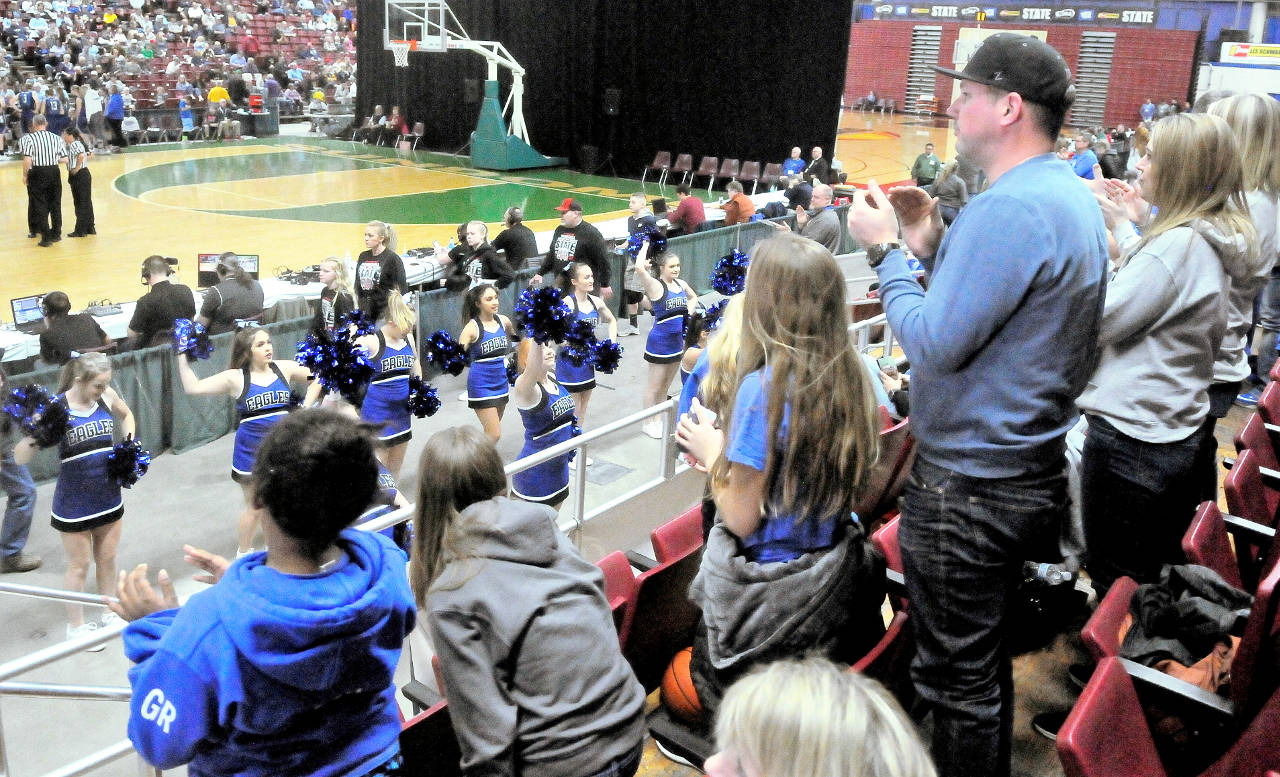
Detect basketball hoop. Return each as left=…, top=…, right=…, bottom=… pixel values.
left=390, top=39, right=414, bottom=67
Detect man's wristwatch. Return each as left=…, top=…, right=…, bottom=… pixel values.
left=865, top=241, right=902, bottom=269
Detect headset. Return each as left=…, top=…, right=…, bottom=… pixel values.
left=141, top=256, right=179, bottom=285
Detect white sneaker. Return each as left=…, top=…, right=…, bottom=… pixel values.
left=66, top=621, right=107, bottom=652
left=99, top=610, right=122, bottom=628
left=568, top=456, right=595, bottom=470
left=620, top=324, right=640, bottom=337
left=642, top=420, right=663, bottom=439
left=458, top=390, right=468, bottom=402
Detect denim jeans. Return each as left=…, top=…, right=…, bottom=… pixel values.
left=1081, top=415, right=1201, bottom=594
left=1, top=451, right=37, bottom=559
left=1254, top=270, right=1280, bottom=384
left=899, top=455, right=1066, bottom=777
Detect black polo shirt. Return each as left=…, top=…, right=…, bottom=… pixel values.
left=129, top=280, right=197, bottom=347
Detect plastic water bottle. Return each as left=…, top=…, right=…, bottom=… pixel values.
left=1023, top=561, right=1073, bottom=586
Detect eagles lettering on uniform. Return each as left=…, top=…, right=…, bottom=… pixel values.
left=380, top=353, right=414, bottom=373
left=476, top=335, right=507, bottom=360
left=65, top=418, right=114, bottom=447
left=548, top=394, right=574, bottom=420
left=244, top=390, right=292, bottom=412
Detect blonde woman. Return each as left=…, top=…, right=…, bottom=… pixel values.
left=1216, top=94, right=1280, bottom=405
left=356, top=291, right=419, bottom=480
left=354, top=220, right=407, bottom=324
left=1083, top=112, right=1258, bottom=593
left=313, top=255, right=354, bottom=335
left=705, top=658, right=936, bottom=777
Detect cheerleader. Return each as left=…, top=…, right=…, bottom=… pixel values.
left=635, top=242, right=697, bottom=438
left=559, top=262, right=618, bottom=429
left=355, top=291, right=419, bottom=480
left=176, top=327, right=312, bottom=555
left=457, top=284, right=517, bottom=442
left=679, top=311, right=708, bottom=389
left=312, top=255, right=354, bottom=336
left=62, top=126, right=95, bottom=237
left=13, top=353, right=136, bottom=644
left=511, top=339, right=576, bottom=510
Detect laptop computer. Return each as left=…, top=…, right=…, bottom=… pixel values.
left=10, top=295, right=45, bottom=335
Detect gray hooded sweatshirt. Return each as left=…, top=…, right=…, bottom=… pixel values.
left=426, top=497, right=645, bottom=777
left=1078, top=220, right=1256, bottom=442
left=1213, top=191, right=1279, bottom=383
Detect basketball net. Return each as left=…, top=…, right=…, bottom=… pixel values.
left=390, top=40, right=414, bottom=67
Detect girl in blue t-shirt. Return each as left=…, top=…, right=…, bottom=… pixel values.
left=177, top=327, right=313, bottom=556
left=13, top=353, right=137, bottom=644
left=675, top=233, right=885, bottom=714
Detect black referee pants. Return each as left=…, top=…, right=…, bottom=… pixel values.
left=69, top=168, right=94, bottom=234
left=27, top=165, right=62, bottom=240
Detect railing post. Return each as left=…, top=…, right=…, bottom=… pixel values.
left=0, top=700, right=10, bottom=777
left=659, top=403, right=676, bottom=481
left=570, top=444, right=588, bottom=549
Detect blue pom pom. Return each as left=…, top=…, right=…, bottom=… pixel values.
left=704, top=299, right=729, bottom=331
left=626, top=225, right=667, bottom=259
left=172, top=318, right=214, bottom=361
left=406, top=376, right=441, bottom=418
left=341, top=309, right=378, bottom=337
left=567, top=414, right=583, bottom=462
left=515, top=287, right=573, bottom=344
left=106, top=436, right=151, bottom=488
left=295, top=328, right=377, bottom=405
left=425, top=330, right=468, bottom=376
left=592, top=339, right=623, bottom=373
left=2, top=385, right=70, bottom=448
left=506, top=353, right=519, bottom=386
left=710, top=250, right=750, bottom=296
left=561, top=318, right=597, bottom=367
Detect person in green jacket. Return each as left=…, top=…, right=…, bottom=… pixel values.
left=911, top=142, right=943, bottom=187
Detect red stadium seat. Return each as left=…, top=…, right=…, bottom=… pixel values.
left=399, top=700, right=463, bottom=777
left=854, top=417, right=916, bottom=527
left=672, top=153, right=694, bottom=186
left=739, top=161, right=762, bottom=194
left=619, top=544, right=704, bottom=694
left=1181, top=502, right=1246, bottom=590
left=760, top=162, right=784, bottom=190
left=642, top=150, right=672, bottom=190
left=650, top=505, right=703, bottom=565
left=595, top=550, right=637, bottom=636
left=693, top=156, right=718, bottom=195
left=1223, top=448, right=1280, bottom=589
left=715, top=158, right=740, bottom=189
left=1234, top=411, right=1279, bottom=472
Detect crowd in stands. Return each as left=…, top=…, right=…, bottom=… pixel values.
left=0, top=0, right=357, bottom=151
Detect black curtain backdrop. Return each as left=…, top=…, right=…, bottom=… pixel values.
left=356, top=0, right=854, bottom=177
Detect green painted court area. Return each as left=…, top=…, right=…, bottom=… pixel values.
left=112, top=136, right=642, bottom=225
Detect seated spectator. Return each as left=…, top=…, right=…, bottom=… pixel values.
left=111, top=410, right=415, bottom=777
left=228, top=50, right=246, bottom=69
left=667, top=183, right=706, bottom=236
left=721, top=180, right=755, bottom=226
left=214, top=99, right=240, bottom=139
left=282, top=84, right=303, bottom=108
left=307, top=92, right=327, bottom=132
left=781, top=146, right=805, bottom=177
left=377, top=105, right=406, bottom=146
left=354, top=104, right=384, bottom=144
left=491, top=206, right=539, bottom=270
left=197, top=252, right=263, bottom=335
left=128, top=255, right=196, bottom=348
left=771, top=183, right=840, bottom=254
left=409, top=425, right=647, bottom=777
left=705, top=658, right=936, bottom=777
left=783, top=174, right=812, bottom=210
left=803, top=145, right=829, bottom=186
left=37, top=291, right=113, bottom=366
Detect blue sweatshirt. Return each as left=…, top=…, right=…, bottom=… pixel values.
left=875, top=153, right=1108, bottom=478
left=105, top=93, right=125, bottom=120
left=122, top=530, right=416, bottom=777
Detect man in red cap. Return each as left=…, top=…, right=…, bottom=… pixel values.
left=532, top=198, right=612, bottom=298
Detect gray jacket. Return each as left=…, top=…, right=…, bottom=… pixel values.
left=1213, top=190, right=1278, bottom=383
left=800, top=206, right=841, bottom=254
left=426, top=497, right=645, bottom=777
left=1078, top=220, right=1255, bottom=441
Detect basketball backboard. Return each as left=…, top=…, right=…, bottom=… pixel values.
left=385, top=0, right=448, bottom=53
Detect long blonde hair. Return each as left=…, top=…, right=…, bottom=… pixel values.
left=709, top=235, right=879, bottom=523
left=409, top=426, right=507, bottom=606
left=383, top=290, right=416, bottom=332
left=366, top=220, right=398, bottom=253
left=700, top=295, right=745, bottom=416
left=1131, top=113, right=1256, bottom=260
left=1207, top=93, right=1280, bottom=195
left=320, top=255, right=354, bottom=299
left=715, top=658, right=937, bottom=777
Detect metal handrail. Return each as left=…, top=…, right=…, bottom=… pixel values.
left=0, top=683, right=131, bottom=701
left=0, top=583, right=117, bottom=608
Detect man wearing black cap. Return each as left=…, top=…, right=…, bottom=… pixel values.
left=532, top=198, right=612, bottom=298
left=847, top=34, right=1108, bottom=777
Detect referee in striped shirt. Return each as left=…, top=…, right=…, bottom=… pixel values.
left=20, top=114, right=65, bottom=247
